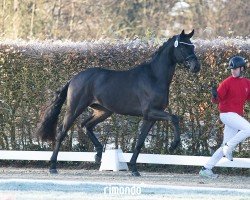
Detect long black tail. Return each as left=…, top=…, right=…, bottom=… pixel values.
left=36, top=81, right=70, bottom=142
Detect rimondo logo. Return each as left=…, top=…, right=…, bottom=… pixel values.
left=103, top=185, right=142, bottom=195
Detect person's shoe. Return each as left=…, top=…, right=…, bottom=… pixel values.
left=223, top=143, right=233, bottom=161
left=199, top=167, right=218, bottom=179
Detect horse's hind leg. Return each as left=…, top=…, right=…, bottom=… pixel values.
left=49, top=108, right=84, bottom=173
left=49, top=94, right=89, bottom=173
left=81, top=106, right=112, bottom=163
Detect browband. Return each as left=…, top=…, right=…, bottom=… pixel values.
left=174, top=35, right=194, bottom=47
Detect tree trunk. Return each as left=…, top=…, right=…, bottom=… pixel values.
left=29, top=0, right=36, bottom=38
left=69, top=1, right=75, bottom=37
left=13, top=0, right=19, bottom=39
left=1, top=0, right=6, bottom=37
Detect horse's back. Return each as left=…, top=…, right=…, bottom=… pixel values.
left=71, top=66, right=145, bottom=89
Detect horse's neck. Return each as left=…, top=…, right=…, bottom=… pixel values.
left=150, top=48, right=176, bottom=86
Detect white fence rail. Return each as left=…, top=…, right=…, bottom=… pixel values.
left=0, top=150, right=249, bottom=170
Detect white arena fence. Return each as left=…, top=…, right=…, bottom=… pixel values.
left=0, top=149, right=249, bottom=171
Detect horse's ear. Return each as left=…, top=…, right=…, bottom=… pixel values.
left=180, top=30, right=185, bottom=36
left=187, top=29, right=194, bottom=38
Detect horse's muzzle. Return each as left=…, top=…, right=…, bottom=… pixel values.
left=186, top=59, right=200, bottom=73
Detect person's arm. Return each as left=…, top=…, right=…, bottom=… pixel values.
left=211, top=86, right=219, bottom=104
left=247, top=80, right=250, bottom=102
left=211, top=80, right=228, bottom=104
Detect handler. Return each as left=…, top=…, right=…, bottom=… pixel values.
left=199, top=56, right=250, bottom=178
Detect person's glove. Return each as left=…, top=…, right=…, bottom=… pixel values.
left=211, top=86, right=218, bottom=99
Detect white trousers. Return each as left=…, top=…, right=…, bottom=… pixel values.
left=204, top=112, right=250, bottom=170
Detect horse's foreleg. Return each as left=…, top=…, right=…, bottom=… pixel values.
left=169, top=114, right=180, bottom=153
left=130, top=120, right=155, bottom=176
left=147, top=109, right=180, bottom=152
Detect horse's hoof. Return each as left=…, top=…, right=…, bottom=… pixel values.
left=131, top=171, right=141, bottom=177
left=95, top=154, right=102, bottom=164
left=49, top=169, right=58, bottom=174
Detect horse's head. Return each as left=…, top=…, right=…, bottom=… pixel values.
left=173, top=30, right=200, bottom=73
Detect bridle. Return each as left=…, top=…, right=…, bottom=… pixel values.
left=174, top=35, right=197, bottom=66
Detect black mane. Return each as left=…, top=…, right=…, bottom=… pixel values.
left=149, top=37, right=174, bottom=63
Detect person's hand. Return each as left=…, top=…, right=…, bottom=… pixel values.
left=211, top=86, right=218, bottom=99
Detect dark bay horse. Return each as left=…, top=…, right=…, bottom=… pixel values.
left=36, top=30, right=200, bottom=176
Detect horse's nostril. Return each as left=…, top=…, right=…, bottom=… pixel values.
left=188, top=60, right=201, bottom=73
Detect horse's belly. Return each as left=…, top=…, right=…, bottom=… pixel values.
left=97, top=95, right=142, bottom=116
left=114, top=107, right=142, bottom=116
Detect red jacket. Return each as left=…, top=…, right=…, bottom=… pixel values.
left=212, top=76, right=250, bottom=115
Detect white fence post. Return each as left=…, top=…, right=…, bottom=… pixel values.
left=99, top=149, right=128, bottom=171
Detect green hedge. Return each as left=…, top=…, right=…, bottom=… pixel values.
left=0, top=38, right=249, bottom=157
